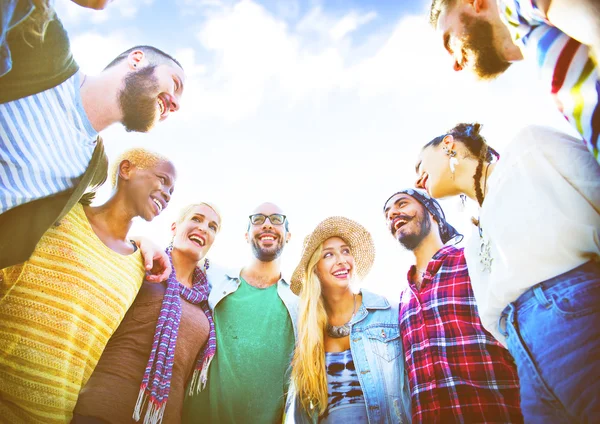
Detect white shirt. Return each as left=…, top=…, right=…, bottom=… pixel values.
left=465, top=125, right=600, bottom=345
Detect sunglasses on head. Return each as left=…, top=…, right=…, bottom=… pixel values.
left=249, top=213, right=287, bottom=226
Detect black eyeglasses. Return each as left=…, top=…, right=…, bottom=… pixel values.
left=249, top=213, right=287, bottom=226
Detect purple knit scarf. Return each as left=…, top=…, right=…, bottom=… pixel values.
left=133, top=247, right=216, bottom=424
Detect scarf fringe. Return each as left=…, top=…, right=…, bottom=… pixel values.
left=188, top=355, right=214, bottom=396
left=133, top=386, right=147, bottom=422
left=133, top=386, right=167, bottom=424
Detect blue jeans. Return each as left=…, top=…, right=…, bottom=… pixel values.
left=499, top=261, right=600, bottom=423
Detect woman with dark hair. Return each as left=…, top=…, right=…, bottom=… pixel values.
left=73, top=203, right=221, bottom=424
left=0, top=148, right=176, bottom=423
left=285, top=216, right=411, bottom=423
left=415, top=123, right=600, bottom=423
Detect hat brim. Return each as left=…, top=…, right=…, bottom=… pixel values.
left=290, top=216, right=375, bottom=295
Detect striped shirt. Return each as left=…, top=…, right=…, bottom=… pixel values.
left=498, top=0, right=600, bottom=163
left=0, top=203, right=145, bottom=423
left=0, top=71, right=97, bottom=214
left=400, top=246, right=523, bottom=424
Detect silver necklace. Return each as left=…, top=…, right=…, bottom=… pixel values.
left=478, top=164, right=493, bottom=273
left=326, top=294, right=356, bottom=338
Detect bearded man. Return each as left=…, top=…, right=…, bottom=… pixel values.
left=182, top=202, right=298, bottom=424
left=0, top=9, right=185, bottom=268
left=383, top=188, right=522, bottom=424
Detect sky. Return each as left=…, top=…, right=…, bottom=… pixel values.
left=54, top=0, right=575, bottom=300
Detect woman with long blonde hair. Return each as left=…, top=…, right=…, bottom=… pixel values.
left=286, top=216, right=411, bottom=423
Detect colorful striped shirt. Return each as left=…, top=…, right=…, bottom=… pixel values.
left=498, top=0, right=600, bottom=163
left=399, top=245, right=523, bottom=423
left=0, top=71, right=97, bottom=214
left=0, top=203, right=145, bottom=423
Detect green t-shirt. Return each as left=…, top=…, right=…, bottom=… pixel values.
left=182, top=277, right=295, bottom=423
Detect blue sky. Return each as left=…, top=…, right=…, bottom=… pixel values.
left=54, top=0, right=574, bottom=299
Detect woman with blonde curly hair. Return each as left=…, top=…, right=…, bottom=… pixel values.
left=286, top=216, right=411, bottom=423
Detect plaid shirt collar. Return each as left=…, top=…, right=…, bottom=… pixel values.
left=406, top=245, right=459, bottom=288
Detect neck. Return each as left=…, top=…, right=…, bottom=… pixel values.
left=455, top=159, right=496, bottom=204
left=80, top=70, right=123, bottom=132
left=490, top=0, right=524, bottom=62
left=171, top=248, right=199, bottom=288
left=322, top=286, right=355, bottom=320
left=84, top=194, right=135, bottom=241
left=413, top=231, right=444, bottom=276
left=242, top=257, right=282, bottom=287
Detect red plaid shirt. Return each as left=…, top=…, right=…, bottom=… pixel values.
left=400, top=246, right=523, bottom=423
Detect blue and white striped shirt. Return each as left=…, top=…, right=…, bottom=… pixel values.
left=0, top=71, right=97, bottom=214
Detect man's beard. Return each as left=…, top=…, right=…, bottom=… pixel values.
left=118, top=65, right=160, bottom=133
left=251, top=234, right=285, bottom=262
left=393, top=212, right=432, bottom=251
left=461, top=13, right=512, bottom=80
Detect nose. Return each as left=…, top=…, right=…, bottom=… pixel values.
left=161, top=188, right=171, bottom=204
left=262, top=218, right=274, bottom=229
left=415, top=174, right=426, bottom=190
left=453, top=59, right=463, bottom=72
left=170, top=95, right=180, bottom=112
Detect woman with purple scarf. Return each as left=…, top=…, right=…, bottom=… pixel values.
left=72, top=202, right=221, bottom=424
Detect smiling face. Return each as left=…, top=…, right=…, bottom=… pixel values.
left=383, top=193, right=432, bottom=251
left=124, top=160, right=176, bottom=221
left=246, top=203, right=290, bottom=262
left=171, top=204, right=220, bottom=262
left=436, top=3, right=511, bottom=79
left=119, top=62, right=184, bottom=133
left=315, top=237, right=355, bottom=290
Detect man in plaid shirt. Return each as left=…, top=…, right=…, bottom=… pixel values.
left=383, top=188, right=522, bottom=423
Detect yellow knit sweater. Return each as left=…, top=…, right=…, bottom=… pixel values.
left=0, top=203, right=145, bottom=423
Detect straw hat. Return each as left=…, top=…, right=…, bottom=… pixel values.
left=290, top=216, right=375, bottom=295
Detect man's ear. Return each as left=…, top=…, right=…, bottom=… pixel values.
left=285, top=232, right=291, bottom=243
left=245, top=232, right=249, bottom=244
left=127, top=50, right=146, bottom=70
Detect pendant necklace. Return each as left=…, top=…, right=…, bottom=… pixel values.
left=326, top=294, right=356, bottom=338
left=478, top=163, right=493, bottom=273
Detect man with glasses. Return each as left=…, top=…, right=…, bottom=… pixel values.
left=182, top=202, right=298, bottom=423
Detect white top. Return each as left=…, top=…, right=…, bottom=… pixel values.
left=465, top=125, right=600, bottom=345
left=0, top=71, right=97, bottom=214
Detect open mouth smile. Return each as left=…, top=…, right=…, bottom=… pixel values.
left=189, top=234, right=206, bottom=247
left=151, top=197, right=165, bottom=214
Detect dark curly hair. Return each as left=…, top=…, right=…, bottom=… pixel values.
left=424, top=122, right=499, bottom=206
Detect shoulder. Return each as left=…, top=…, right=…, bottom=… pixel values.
left=502, top=125, right=598, bottom=175
left=498, top=0, right=549, bottom=27
left=206, top=263, right=240, bottom=288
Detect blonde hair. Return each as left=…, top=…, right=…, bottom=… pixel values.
left=290, top=244, right=329, bottom=416
left=110, top=148, right=171, bottom=187
left=175, top=202, right=222, bottom=231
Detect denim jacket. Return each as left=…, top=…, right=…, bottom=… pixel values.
left=207, top=266, right=299, bottom=339
left=285, top=289, right=411, bottom=423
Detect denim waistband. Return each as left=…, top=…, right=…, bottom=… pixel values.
left=509, top=260, right=599, bottom=309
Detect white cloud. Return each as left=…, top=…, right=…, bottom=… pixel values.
left=64, top=1, right=578, bottom=300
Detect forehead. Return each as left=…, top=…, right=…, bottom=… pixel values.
left=188, top=204, right=220, bottom=224
left=436, top=3, right=462, bottom=33
left=155, top=63, right=186, bottom=83
left=152, top=160, right=177, bottom=178
left=323, top=236, right=348, bottom=249
left=384, top=193, right=419, bottom=211
left=251, top=203, right=284, bottom=216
